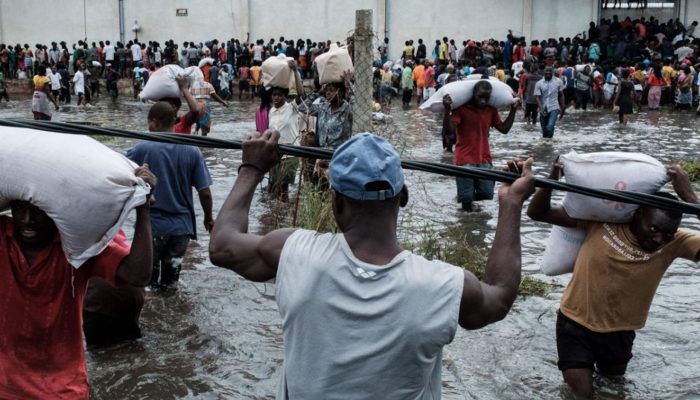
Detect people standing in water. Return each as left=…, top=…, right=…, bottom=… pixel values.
left=442, top=79, right=518, bottom=212
left=31, top=65, right=59, bottom=120
left=613, top=68, right=635, bottom=126
left=210, top=130, right=535, bottom=399
left=528, top=159, right=700, bottom=399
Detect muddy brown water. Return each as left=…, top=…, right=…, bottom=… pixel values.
left=2, top=97, right=700, bottom=399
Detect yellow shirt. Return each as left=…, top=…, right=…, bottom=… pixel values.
left=631, top=70, right=645, bottom=84
left=495, top=69, right=506, bottom=82
left=560, top=222, right=700, bottom=332
left=32, top=75, right=50, bottom=90
left=662, top=65, right=677, bottom=86
left=439, top=43, right=448, bottom=60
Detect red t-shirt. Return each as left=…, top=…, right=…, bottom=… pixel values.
left=174, top=115, right=193, bottom=134
left=450, top=104, right=502, bottom=166
left=0, top=216, right=129, bottom=400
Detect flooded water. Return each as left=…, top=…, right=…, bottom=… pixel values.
left=2, top=96, right=700, bottom=399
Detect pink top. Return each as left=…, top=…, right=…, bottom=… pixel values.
left=255, top=107, right=269, bottom=134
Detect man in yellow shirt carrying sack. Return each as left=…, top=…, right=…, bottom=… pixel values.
left=527, top=159, right=700, bottom=399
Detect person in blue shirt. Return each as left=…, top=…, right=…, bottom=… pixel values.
left=127, top=101, right=214, bottom=291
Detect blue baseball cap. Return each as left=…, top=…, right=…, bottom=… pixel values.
left=329, top=133, right=404, bottom=201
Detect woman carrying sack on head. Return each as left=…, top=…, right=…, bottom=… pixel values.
left=262, top=59, right=305, bottom=201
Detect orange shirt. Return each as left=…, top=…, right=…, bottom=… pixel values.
left=413, top=64, right=426, bottom=88
left=250, top=66, right=261, bottom=85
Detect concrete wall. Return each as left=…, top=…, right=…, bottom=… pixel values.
left=684, top=0, right=700, bottom=25
left=2, top=0, right=686, bottom=60
left=531, top=0, right=596, bottom=40
left=385, top=0, right=526, bottom=60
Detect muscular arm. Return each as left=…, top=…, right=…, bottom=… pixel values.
left=459, top=158, right=535, bottom=329
left=209, top=131, right=295, bottom=282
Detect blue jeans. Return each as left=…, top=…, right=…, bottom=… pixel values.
left=540, top=109, right=559, bottom=138
left=456, top=163, right=495, bottom=204
left=152, top=235, right=190, bottom=287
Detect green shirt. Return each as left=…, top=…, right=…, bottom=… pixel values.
left=401, top=67, right=414, bottom=90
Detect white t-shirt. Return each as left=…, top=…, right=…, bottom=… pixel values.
left=104, top=45, right=115, bottom=61
left=276, top=229, right=464, bottom=400
left=268, top=101, right=300, bottom=145
left=72, top=70, right=85, bottom=94
left=131, top=44, right=142, bottom=61
left=48, top=71, right=61, bottom=90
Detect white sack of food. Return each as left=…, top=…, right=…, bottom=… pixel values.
left=541, top=226, right=586, bottom=276
left=0, top=127, right=150, bottom=268
left=316, top=43, right=354, bottom=84
left=139, top=64, right=184, bottom=100
left=561, top=151, right=669, bottom=222
left=198, top=57, right=215, bottom=68
left=183, top=66, right=204, bottom=84
left=261, top=54, right=292, bottom=89
left=419, top=78, right=515, bottom=112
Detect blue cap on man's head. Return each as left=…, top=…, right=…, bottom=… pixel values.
left=329, top=133, right=404, bottom=201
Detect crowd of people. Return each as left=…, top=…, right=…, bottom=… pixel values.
left=378, top=16, right=700, bottom=124
left=3, top=14, right=700, bottom=400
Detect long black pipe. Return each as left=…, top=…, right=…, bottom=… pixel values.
left=2, top=118, right=699, bottom=215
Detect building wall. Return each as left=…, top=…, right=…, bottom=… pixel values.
left=0, top=0, right=666, bottom=59
left=685, top=0, right=700, bottom=25
left=385, top=0, right=526, bottom=60
left=531, top=0, right=597, bottom=40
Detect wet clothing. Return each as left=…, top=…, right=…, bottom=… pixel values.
left=127, top=142, right=212, bottom=239
left=456, top=163, right=495, bottom=203
left=150, top=234, right=190, bottom=287
left=560, top=222, right=700, bottom=333
left=556, top=310, right=635, bottom=371
left=83, top=278, right=145, bottom=347
left=616, top=80, right=634, bottom=115
left=0, top=216, right=128, bottom=400
left=275, top=229, right=464, bottom=399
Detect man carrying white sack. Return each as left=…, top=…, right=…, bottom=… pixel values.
left=442, top=79, right=519, bottom=212
left=527, top=160, right=700, bottom=399
left=0, top=167, right=156, bottom=400
left=210, top=131, right=536, bottom=399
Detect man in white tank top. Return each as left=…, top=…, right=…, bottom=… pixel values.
left=210, top=131, right=536, bottom=399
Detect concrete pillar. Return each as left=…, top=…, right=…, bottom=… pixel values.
left=522, top=0, right=533, bottom=40
left=239, top=0, right=250, bottom=41
left=353, top=9, right=374, bottom=134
